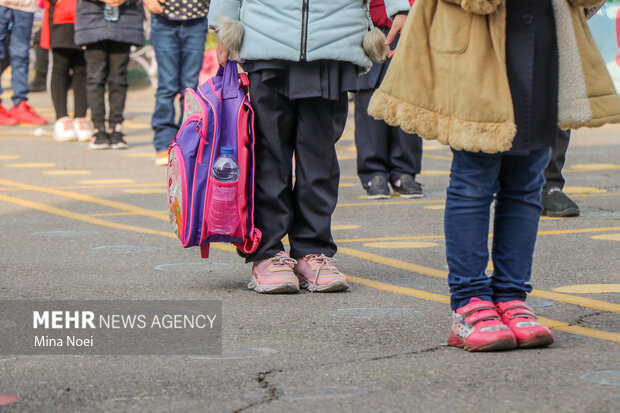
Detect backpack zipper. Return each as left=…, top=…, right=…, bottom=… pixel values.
left=300, top=0, right=309, bottom=61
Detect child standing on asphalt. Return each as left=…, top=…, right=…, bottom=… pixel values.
left=355, top=0, right=423, bottom=200
left=209, top=0, right=411, bottom=293
left=74, top=0, right=144, bottom=149
left=369, top=0, right=620, bottom=351
left=41, top=0, right=92, bottom=142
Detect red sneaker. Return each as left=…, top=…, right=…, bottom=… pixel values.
left=0, top=104, right=18, bottom=125
left=448, top=298, right=517, bottom=352
left=9, top=101, right=47, bottom=125
left=496, top=300, right=554, bottom=348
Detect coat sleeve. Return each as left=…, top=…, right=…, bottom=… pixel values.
left=208, top=0, right=242, bottom=28
left=440, top=0, right=501, bottom=15
left=383, top=0, right=411, bottom=19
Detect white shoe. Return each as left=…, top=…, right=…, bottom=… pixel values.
left=74, top=117, right=94, bottom=142
left=53, top=117, right=77, bottom=142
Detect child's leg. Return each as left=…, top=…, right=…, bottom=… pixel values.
left=246, top=73, right=297, bottom=262
left=50, top=48, right=71, bottom=119
left=491, top=148, right=551, bottom=303
left=389, top=126, right=422, bottom=184
left=354, top=89, right=391, bottom=187
left=288, top=95, right=348, bottom=259
left=445, top=150, right=502, bottom=310
left=106, top=42, right=130, bottom=130
left=84, top=42, right=109, bottom=132
left=71, top=50, right=88, bottom=119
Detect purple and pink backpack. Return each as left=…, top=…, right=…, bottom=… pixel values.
left=166, top=61, right=261, bottom=258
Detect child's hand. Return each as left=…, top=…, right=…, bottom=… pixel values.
left=385, top=13, right=407, bottom=59
left=143, top=0, right=165, bottom=14
left=216, top=37, right=230, bottom=66
left=101, top=0, right=127, bottom=6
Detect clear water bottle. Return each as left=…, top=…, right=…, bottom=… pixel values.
left=208, top=146, right=240, bottom=234
left=104, top=4, right=120, bottom=22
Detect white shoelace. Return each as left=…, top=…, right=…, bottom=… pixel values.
left=307, top=254, right=341, bottom=293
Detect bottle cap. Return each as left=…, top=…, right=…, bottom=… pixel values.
left=220, top=146, right=234, bottom=155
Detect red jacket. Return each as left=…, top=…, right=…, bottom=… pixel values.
left=40, top=0, right=77, bottom=50
left=370, top=0, right=413, bottom=29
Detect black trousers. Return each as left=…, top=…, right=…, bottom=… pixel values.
left=543, top=128, right=570, bottom=189
left=247, top=73, right=348, bottom=262
left=83, top=41, right=130, bottom=131
left=50, top=48, right=87, bottom=119
left=354, top=88, right=423, bottom=186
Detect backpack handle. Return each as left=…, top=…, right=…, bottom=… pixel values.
left=221, top=61, right=240, bottom=100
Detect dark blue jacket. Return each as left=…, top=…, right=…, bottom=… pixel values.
left=74, top=0, right=144, bottom=46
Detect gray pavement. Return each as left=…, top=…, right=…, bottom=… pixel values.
left=0, top=83, right=619, bottom=412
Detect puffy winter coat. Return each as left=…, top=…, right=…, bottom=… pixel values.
left=369, top=0, right=620, bottom=153
left=209, top=0, right=411, bottom=71
left=74, top=0, right=144, bottom=46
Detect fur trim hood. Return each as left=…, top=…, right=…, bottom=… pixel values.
left=368, top=0, right=620, bottom=153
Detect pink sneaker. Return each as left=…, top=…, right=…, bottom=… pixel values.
left=249, top=252, right=300, bottom=294
left=448, top=298, right=517, bottom=352
left=496, top=300, right=554, bottom=348
left=293, top=254, right=349, bottom=292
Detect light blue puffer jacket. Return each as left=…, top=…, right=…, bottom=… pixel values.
left=208, top=0, right=410, bottom=71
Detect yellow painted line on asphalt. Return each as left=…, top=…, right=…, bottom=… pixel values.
left=346, top=275, right=450, bottom=304
left=6, top=163, right=55, bottom=168
left=553, top=284, right=620, bottom=294
left=591, top=233, right=620, bottom=241
left=332, top=225, right=361, bottom=230
left=0, top=179, right=167, bottom=221
left=338, top=145, right=357, bottom=152
left=339, top=183, right=356, bottom=188
left=422, top=145, right=444, bottom=151
left=1, top=193, right=618, bottom=343
left=43, top=170, right=92, bottom=176
left=424, top=205, right=445, bottom=210
left=423, top=154, right=452, bottom=161
left=565, top=163, right=619, bottom=172
left=338, top=246, right=620, bottom=313
left=79, top=179, right=136, bottom=185
left=123, top=188, right=168, bottom=194
left=536, top=317, right=620, bottom=343
left=363, top=241, right=439, bottom=249
left=538, top=226, right=620, bottom=236
left=419, top=170, right=450, bottom=176
left=0, top=155, right=19, bottom=160
left=569, top=192, right=620, bottom=198
left=563, top=186, right=606, bottom=194
left=54, top=183, right=166, bottom=190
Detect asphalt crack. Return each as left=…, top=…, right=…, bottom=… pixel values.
left=234, top=370, right=280, bottom=412
left=572, top=311, right=605, bottom=326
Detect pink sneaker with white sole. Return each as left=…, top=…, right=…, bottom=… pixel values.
left=248, top=252, right=300, bottom=294
left=293, top=254, right=349, bottom=292
left=448, top=298, right=517, bottom=352
left=496, top=300, right=554, bottom=348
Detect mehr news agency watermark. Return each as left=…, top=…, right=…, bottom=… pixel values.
left=0, top=301, right=222, bottom=355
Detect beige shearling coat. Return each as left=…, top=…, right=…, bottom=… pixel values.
left=368, top=0, right=620, bottom=153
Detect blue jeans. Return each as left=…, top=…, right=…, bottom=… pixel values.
left=445, top=148, right=552, bottom=310
left=0, top=6, right=33, bottom=106
left=151, top=15, right=208, bottom=153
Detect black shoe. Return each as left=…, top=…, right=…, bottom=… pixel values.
left=109, top=131, right=129, bottom=149
left=89, top=130, right=110, bottom=150
left=542, top=187, right=580, bottom=217
left=366, top=175, right=391, bottom=200
left=29, top=80, right=46, bottom=92
left=392, top=174, right=423, bottom=198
